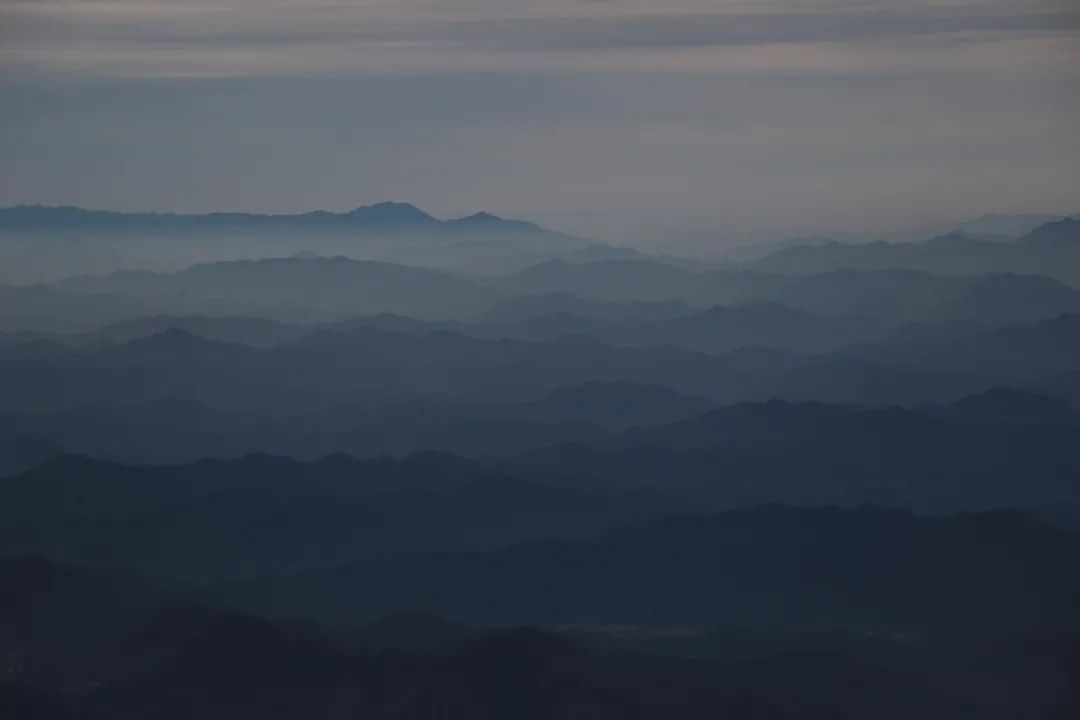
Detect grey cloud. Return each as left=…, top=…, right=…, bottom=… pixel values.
left=445, top=9, right=1080, bottom=52
left=2, top=2, right=1078, bottom=77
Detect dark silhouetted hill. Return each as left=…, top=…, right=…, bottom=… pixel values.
left=752, top=219, right=1080, bottom=284
left=482, top=292, right=695, bottom=323
left=0, top=554, right=998, bottom=720
left=943, top=386, right=1077, bottom=425
left=0, top=453, right=674, bottom=581
left=0, top=325, right=792, bottom=415
left=209, top=506, right=1078, bottom=631
left=54, top=256, right=501, bottom=321
left=509, top=397, right=1080, bottom=515
left=0, top=202, right=549, bottom=234
left=0, top=202, right=599, bottom=280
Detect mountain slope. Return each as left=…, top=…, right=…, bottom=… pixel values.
left=0, top=203, right=598, bottom=280
left=0, top=453, right=673, bottom=581
left=0, top=202, right=537, bottom=233
left=209, top=506, right=1079, bottom=630
left=752, top=219, right=1080, bottom=284
left=50, top=257, right=501, bottom=321
left=0, top=556, right=992, bottom=720
left=508, top=396, right=1080, bottom=515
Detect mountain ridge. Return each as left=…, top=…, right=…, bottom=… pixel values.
left=751, top=218, right=1080, bottom=284
left=0, top=201, right=551, bottom=233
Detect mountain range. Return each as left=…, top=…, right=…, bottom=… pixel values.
left=6, top=257, right=1080, bottom=335
left=8, top=551, right=1040, bottom=720
left=0, top=202, right=598, bottom=281
left=207, top=505, right=1078, bottom=630
left=3, top=388, right=1079, bottom=586
left=3, top=206, right=1080, bottom=719
left=0, top=202, right=546, bottom=233
left=753, top=218, right=1080, bottom=284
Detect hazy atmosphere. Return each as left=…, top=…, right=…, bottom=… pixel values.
left=3, top=3, right=1080, bottom=719
left=2, top=0, right=1078, bottom=242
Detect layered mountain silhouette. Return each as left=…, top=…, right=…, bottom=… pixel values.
left=0, top=202, right=540, bottom=233
left=498, top=259, right=1080, bottom=324
left=0, top=377, right=712, bottom=475
left=6, top=311, right=1080, bottom=414
left=753, top=218, right=1080, bottom=284
left=53, top=256, right=501, bottom=321
left=4, top=390, right=1079, bottom=584
left=510, top=394, right=1080, bottom=516
left=0, top=326, right=787, bottom=415
left=208, top=505, right=1078, bottom=630
left=4, top=554, right=1023, bottom=720
left=3, top=204, right=1080, bottom=720
left=0, top=202, right=599, bottom=280
left=3, top=309, right=1080, bottom=478
left=0, top=452, right=678, bottom=580
left=5, top=243, right=1079, bottom=334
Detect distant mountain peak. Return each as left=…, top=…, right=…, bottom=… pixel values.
left=925, top=231, right=980, bottom=247
left=149, top=327, right=203, bottom=342
left=948, top=386, right=1075, bottom=424
left=345, top=201, right=437, bottom=224
left=1020, top=216, right=1079, bottom=246
left=0, top=202, right=577, bottom=240
left=460, top=211, right=502, bottom=222
left=109, top=327, right=249, bottom=357
left=446, top=211, right=543, bottom=233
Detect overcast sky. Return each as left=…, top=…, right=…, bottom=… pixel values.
left=1, top=0, right=1078, bottom=242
